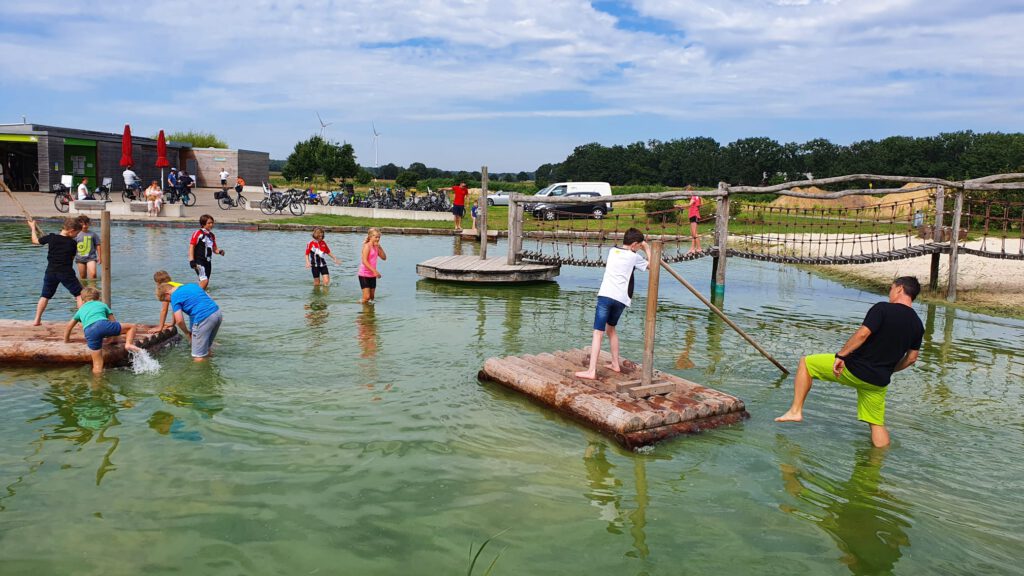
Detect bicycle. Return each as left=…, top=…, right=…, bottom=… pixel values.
left=122, top=181, right=143, bottom=202
left=259, top=187, right=305, bottom=215
left=53, top=185, right=72, bottom=212
left=216, top=186, right=248, bottom=210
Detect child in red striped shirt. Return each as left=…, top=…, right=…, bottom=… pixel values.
left=305, top=227, right=340, bottom=286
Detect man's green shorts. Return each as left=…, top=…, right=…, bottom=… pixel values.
left=804, top=353, right=887, bottom=425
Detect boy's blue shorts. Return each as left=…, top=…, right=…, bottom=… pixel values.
left=593, top=296, right=626, bottom=331
left=41, top=271, right=83, bottom=299
left=84, top=320, right=121, bottom=351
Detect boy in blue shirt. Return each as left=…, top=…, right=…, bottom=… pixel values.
left=156, top=282, right=223, bottom=361
left=63, top=287, right=140, bottom=373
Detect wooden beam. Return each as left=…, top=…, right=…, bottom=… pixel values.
left=642, top=240, right=662, bottom=387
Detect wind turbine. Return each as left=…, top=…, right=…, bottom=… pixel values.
left=316, top=112, right=333, bottom=139
left=371, top=122, right=381, bottom=172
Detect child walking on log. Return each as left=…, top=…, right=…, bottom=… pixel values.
left=153, top=270, right=182, bottom=331
left=305, top=227, right=341, bottom=287
left=575, top=227, right=651, bottom=380
left=189, top=214, right=225, bottom=290
left=64, top=287, right=140, bottom=374
left=75, top=215, right=102, bottom=280
left=358, top=228, right=386, bottom=304
left=29, top=217, right=84, bottom=325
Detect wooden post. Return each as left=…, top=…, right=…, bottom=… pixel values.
left=711, top=182, right=729, bottom=294
left=507, top=199, right=524, bottom=265
left=101, top=209, right=112, bottom=306
left=642, top=240, right=663, bottom=387
left=479, top=166, right=488, bottom=260
left=946, top=187, right=963, bottom=301
left=929, top=185, right=945, bottom=291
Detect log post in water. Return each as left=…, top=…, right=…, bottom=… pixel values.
left=101, top=209, right=112, bottom=305
left=642, top=241, right=663, bottom=387
left=712, top=182, right=729, bottom=294
left=947, top=187, right=964, bottom=301
left=479, top=166, right=488, bottom=260
left=930, top=185, right=945, bottom=291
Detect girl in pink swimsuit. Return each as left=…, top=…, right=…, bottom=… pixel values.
left=358, top=228, right=387, bottom=304
left=687, top=186, right=702, bottom=253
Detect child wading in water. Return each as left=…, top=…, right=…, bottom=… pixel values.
left=153, top=270, right=182, bottom=331
left=188, top=214, right=225, bottom=290
left=75, top=215, right=102, bottom=280
left=63, top=287, right=140, bottom=374
left=575, top=227, right=651, bottom=380
left=358, top=228, right=387, bottom=304
left=305, top=227, right=341, bottom=287
left=29, top=217, right=85, bottom=325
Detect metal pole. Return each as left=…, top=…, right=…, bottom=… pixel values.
left=929, top=185, right=945, bottom=291
left=661, top=260, right=789, bottom=374
left=946, top=188, right=963, bottom=301
left=641, top=241, right=663, bottom=386
left=101, top=210, right=112, bottom=306
left=479, top=166, right=488, bottom=260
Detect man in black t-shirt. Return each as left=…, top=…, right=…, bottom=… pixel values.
left=776, top=277, right=925, bottom=447
left=29, top=217, right=85, bottom=325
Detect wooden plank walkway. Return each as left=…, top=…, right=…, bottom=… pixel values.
left=0, top=320, right=180, bottom=368
left=417, top=254, right=559, bottom=282
left=479, top=348, right=749, bottom=448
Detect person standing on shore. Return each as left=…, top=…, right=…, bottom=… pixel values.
left=450, top=182, right=468, bottom=232
left=219, top=168, right=230, bottom=190
left=775, top=276, right=924, bottom=447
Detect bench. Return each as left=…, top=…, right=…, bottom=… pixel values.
left=129, top=201, right=149, bottom=213
left=71, top=200, right=110, bottom=211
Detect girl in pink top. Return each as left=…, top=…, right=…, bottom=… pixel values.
left=358, top=228, right=387, bottom=304
left=686, top=186, right=702, bottom=253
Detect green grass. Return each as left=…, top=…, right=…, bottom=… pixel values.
left=272, top=214, right=456, bottom=229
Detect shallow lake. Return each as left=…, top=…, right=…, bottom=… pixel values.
left=1, top=222, right=1021, bottom=575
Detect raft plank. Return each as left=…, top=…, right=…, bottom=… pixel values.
left=0, top=320, right=180, bottom=367
left=479, top=348, right=749, bottom=448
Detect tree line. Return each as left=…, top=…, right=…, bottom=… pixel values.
left=535, top=131, right=1024, bottom=188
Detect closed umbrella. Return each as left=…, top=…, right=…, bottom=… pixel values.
left=119, top=124, right=134, bottom=167
left=156, top=130, right=170, bottom=191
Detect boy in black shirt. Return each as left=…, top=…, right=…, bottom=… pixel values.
left=776, top=276, right=924, bottom=447
left=29, top=217, right=84, bottom=325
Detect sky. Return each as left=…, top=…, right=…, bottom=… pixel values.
left=2, top=0, right=1022, bottom=173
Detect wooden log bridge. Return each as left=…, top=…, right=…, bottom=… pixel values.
left=478, top=348, right=749, bottom=448
left=0, top=320, right=180, bottom=368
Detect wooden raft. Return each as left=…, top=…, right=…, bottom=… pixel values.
left=417, top=254, right=559, bottom=283
left=479, top=348, right=749, bottom=448
left=0, top=320, right=180, bottom=367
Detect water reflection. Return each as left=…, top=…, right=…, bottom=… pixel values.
left=779, top=439, right=912, bottom=575
left=304, top=286, right=330, bottom=337
left=357, top=304, right=379, bottom=359
left=36, top=377, right=129, bottom=484
left=151, top=361, right=226, bottom=441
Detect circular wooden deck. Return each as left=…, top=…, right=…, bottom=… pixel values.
left=416, top=255, right=559, bottom=283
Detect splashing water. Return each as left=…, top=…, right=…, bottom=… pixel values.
left=129, top=349, right=161, bottom=374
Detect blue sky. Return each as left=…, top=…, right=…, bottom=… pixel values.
left=2, top=0, right=1022, bottom=172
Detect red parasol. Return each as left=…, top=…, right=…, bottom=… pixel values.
left=155, top=130, right=170, bottom=168
left=119, top=124, right=134, bottom=167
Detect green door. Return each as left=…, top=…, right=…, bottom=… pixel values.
left=64, top=138, right=97, bottom=190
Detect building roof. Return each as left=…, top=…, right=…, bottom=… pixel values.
left=0, top=123, right=188, bottom=147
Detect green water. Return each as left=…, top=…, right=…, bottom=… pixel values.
left=1, top=223, right=1021, bottom=575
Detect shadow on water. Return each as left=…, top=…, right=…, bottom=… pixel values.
left=777, top=435, right=911, bottom=576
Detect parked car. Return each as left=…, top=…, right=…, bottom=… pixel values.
left=486, top=190, right=511, bottom=206
left=531, top=191, right=613, bottom=220
left=523, top=181, right=612, bottom=211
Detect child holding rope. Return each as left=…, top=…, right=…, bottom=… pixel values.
left=575, top=227, right=651, bottom=380
left=29, top=217, right=84, bottom=325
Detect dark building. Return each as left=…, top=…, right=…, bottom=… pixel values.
left=0, top=123, right=268, bottom=192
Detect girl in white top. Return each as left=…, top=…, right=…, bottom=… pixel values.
left=575, top=228, right=651, bottom=380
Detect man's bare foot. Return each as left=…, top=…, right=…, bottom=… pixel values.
left=32, top=321, right=42, bottom=326
left=605, top=362, right=621, bottom=373
left=574, top=370, right=597, bottom=380
left=774, top=410, right=803, bottom=423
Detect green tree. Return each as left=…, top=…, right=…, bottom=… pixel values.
left=161, top=131, right=228, bottom=148
left=379, top=163, right=401, bottom=180
left=395, top=170, right=419, bottom=189
left=356, top=168, right=373, bottom=184
left=281, top=136, right=358, bottom=182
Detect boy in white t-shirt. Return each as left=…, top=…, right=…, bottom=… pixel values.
left=575, top=227, right=651, bottom=380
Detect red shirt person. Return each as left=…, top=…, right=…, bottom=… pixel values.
left=451, top=182, right=469, bottom=231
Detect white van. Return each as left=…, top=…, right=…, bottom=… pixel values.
left=527, top=181, right=613, bottom=212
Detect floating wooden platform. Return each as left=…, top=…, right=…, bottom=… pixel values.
left=479, top=348, right=749, bottom=448
left=458, top=228, right=499, bottom=241
left=417, top=254, right=559, bottom=283
left=0, top=320, right=180, bottom=368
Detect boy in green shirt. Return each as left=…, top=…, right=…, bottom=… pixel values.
left=63, top=287, right=141, bottom=374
